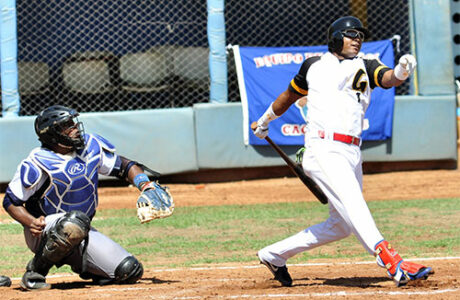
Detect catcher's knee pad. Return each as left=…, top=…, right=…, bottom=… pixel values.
left=114, top=256, right=144, bottom=284
left=42, top=211, right=91, bottom=264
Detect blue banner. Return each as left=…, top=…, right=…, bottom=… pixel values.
left=234, top=40, right=395, bottom=145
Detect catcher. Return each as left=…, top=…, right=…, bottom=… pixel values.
left=2, top=105, right=174, bottom=291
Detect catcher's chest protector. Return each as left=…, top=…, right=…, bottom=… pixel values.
left=29, top=135, right=107, bottom=216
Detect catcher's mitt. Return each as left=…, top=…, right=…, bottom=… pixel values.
left=137, top=181, right=174, bottom=224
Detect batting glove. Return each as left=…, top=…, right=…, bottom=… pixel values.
left=394, top=54, right=417, bottom=80
left=253, top=123, right=269, bottom=139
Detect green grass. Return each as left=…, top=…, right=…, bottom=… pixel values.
left=1, top=197, right=459, bottom=277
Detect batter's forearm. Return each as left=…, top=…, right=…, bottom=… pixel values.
left=381, top=69, right=405, bottom=88
left=272, top=89, right=302, bottom=116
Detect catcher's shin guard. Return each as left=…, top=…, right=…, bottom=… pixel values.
left=20, top=235, right=55, bottom=290
left=21, top=211, right=91, bottom=291
left=374, top=240, right=432, bottom=286
left=20, top=259, right=52, bottom=291
left=20, top=225, right=68, bottom=291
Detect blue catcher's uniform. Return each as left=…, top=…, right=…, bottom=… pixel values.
left=5, top=133, right=119, bottom=218
left=3, top=133, right=134, bottom=280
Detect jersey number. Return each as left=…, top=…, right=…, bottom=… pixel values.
left=352, top=69, right=367, bottom=94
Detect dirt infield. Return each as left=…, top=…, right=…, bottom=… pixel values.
left=2, top=167, right=460, bottom=299
left=2, top=258, right=459, bottom=299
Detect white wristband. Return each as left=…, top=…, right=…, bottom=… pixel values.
left=394, top=64, right=409, bottom=81
left=257, top=103, right=279, bottom=127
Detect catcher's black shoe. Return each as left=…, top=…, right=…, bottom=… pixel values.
left=20, top=271, right=50, bottom=291
left=258, top=256, right=293, bottom=287
left=0, top=275, right=11, bottom=287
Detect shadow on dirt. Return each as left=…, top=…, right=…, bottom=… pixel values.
left=295, top=276, right=390, bottom=288
left=39, top=277, right=179, bottom=290
left=146, top=277, right=180, bottom=284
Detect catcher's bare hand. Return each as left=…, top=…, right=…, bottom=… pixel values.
left=29, top=216, right=46, bottom=237
left=137, top=181, right=174, bottom=224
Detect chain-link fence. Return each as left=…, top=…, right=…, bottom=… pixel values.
left=226, top=0, right=410, bottom=101
left=3, top=0, right=410, bottom=116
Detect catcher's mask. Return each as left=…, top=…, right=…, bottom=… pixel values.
left=34, top=105, right=86, bottom=151
left=327, top=16, right=370, bottom=54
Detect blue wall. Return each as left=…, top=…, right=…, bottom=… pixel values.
left=0, top=108, right=199, bottom=182
left=411, top=0, right=455, bottom=95
left=0, top=96, right=456, bottom=183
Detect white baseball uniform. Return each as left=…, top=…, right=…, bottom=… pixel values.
left=258, top=52, right=393, bottom=267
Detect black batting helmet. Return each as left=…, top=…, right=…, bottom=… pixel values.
left=34, top=105, right=86, bottom=150
left=327, top=16, right=370, bottom=53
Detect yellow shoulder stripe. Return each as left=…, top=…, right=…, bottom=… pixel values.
left=374, top=65, right=387, bottom=88
left=290, top=79, right=308, bottom=95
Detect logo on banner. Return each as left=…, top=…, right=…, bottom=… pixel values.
left=253, top=52, right=381, bottom=69
left=280, top=97, right=308, bottom=136
left=253, top=52, right=324, bottom=68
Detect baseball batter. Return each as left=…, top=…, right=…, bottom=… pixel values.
left=2, top=105, right=171, bottom=290
left=252, top=16, right=432, bottom=287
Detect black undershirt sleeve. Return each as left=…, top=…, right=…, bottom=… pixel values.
left=364, top=58, right=391, bottom=89
left=288, top=56, right=321, bottom=95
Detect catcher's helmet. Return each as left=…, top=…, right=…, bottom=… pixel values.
left=34, top=105, right=85, bottom=150
left=327, top=16, right=370, bottom=54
